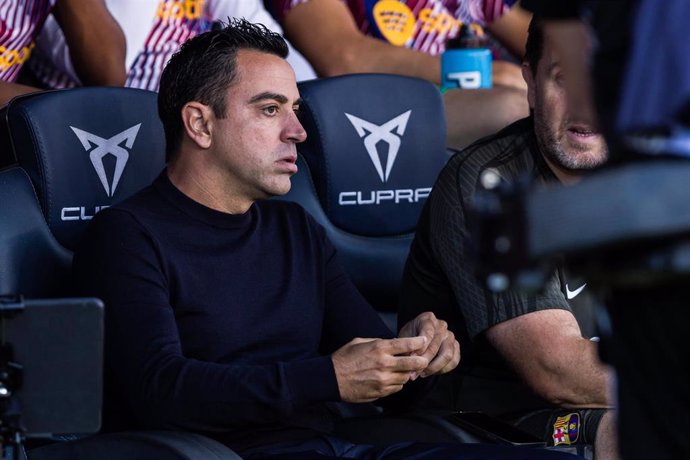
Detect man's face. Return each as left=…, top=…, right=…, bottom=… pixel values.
left=210, top=49, right=306, bottom=201
left=523, top=33, right=608, bottom=177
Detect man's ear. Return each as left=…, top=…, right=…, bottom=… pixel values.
left=181, top=102, right=213, bottom=149
left=521, top=62, right=536, bottom=109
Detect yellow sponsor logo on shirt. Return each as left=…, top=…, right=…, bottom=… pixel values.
left=0, top=43, right=34, bottom=71
left=419, top=8, right=484, bottom=36
left=157, top=0, right=205, bottom=21
left=418, top=8, right=456, bottom=34
left=372, top=0, right=416, bottom=46
left=372, top=1, right=485, bottom=47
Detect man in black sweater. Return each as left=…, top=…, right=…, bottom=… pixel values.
left=73, top=17, right=579, bottom=460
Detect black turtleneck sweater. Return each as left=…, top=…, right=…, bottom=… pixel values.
left=73, top=171, right=412, bottom=451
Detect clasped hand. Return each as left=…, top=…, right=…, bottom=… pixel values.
left=332, top=312, right=460, bottom=403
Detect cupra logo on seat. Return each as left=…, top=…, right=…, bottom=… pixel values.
left=70, top=124, right=141, bottom=197
left=345, top=110, right=411, bottom=182
left=340, top=110, right=430, bottom=206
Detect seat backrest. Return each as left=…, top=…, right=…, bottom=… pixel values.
left=278, top=74, right=449, bottom=327
left=0, top=87, right=165, bottom=296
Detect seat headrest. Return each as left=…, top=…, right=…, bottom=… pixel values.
left=2, top=87, right=165, bottom=250
left=296, top=74, right=448, bottom=237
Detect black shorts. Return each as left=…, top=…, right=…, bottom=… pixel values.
left=507, top=408, right=606, bottom=447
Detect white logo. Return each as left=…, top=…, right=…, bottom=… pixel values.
left=565, top=283, right=587, bottom=300
left=71, top=124, right=141, bottom=197
left=345, top=110, right=411, bottom=182
left=446, top=71, right=482, bottom=89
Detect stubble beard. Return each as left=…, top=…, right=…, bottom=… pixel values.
left=534, top=115, right=608, bottom=173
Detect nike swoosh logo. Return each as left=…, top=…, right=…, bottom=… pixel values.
left=566, top=283, right=586, bottom=300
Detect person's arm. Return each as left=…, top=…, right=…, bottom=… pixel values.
left=0, top=81, right=42, bottom=107
left=405, top=153, right=611, bottom=408
left=282, top=0, right=528, bottom=150
left=486, top=4, right=532, bottom=59
left=282, top=0, right=441, bottom=84
left=484, top=4, right=532, bottom=90
left=53, top=0, right=126, bottom=86
left=485, top=309, right=613, bottom=407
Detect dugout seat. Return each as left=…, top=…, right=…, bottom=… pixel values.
left=0, top=87, right=240, bottom=459
left=277, top=73, right=451, bottom=332
left=274, top=74, right=573, bottom=452
left=276, top=73, right=472, bottom=443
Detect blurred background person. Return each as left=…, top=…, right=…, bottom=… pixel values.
left=267, top=0, right=532, bottom=149
left=0, top=0, right=125, bottom=106
left=23, top=0, right=315, bottom=93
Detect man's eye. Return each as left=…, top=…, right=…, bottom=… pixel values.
left=263, top=106, right=278, bottom=116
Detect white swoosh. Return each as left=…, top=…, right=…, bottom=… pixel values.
left=565, top=283, right=586, bottom=300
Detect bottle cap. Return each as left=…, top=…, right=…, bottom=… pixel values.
left=446, top=24, right=483, bottom=49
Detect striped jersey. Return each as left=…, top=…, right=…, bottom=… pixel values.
left=269, top=0, right=516, bottom=57
left=29, top=0, right=315, bottom=91
left=0, top=0, right=55, bottom=82
left=124, top=0, right=212, bottom=91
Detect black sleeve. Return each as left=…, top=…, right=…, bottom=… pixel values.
left=418, top=158, right=570, bottom=340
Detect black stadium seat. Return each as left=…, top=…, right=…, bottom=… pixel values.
left=276, top=73, right=476, bottom=444
left=0, top=87, right=240, bottom=459
left=277, top=73, right=451, bottom=331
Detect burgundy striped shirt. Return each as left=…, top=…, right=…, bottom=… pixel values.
left=269, top=0, right=516, bottom=57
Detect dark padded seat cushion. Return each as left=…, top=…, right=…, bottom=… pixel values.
left=296, top=74, right=448, bottom=237
left=2, top=87, right=165, bottom=251
left=0, top=167, right=71, bottom=296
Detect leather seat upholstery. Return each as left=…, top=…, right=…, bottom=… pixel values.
left=278, top=73, right=450, bottom=329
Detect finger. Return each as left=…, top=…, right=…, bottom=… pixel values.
left=364, top=374, right=415, bottom=400
left=350, top=337, right=379, bottom=345
left=416, top=325, right=443, bottom=360
left=379, top=336, right=427, bottom=355
left=435, top=339, right=461, bottom=375
left=398, top=311, right=437, bottom=341
left=439, top=339, right=461, bottom=374
left=378, top=383, right=406, bottom=398
left=415, top=319, right=448, bottom=362
left=415, top=320, right=437, bottom=350
left=422, top=336, right=460, bottom=377
left=387, top=355, right=429, bottom=372
left=406, top=312, right=444, bottom=357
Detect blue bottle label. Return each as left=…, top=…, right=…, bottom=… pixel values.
left=441, top=48, right=492, bottom=90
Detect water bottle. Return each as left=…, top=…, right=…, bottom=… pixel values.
left=441, top=24, right=492, bottom=90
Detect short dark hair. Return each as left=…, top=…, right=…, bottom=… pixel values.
left=158, top=18, right=289, bottom=162
left=524, top=15, right=545, bottom=74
